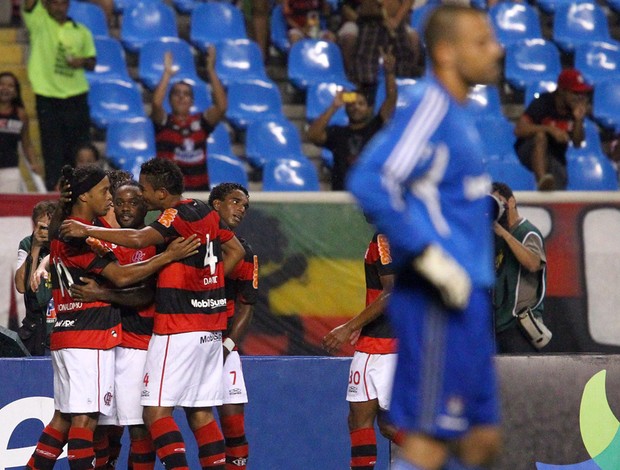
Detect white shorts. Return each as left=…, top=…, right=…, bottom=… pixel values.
left=99, top=347, right=148, bottom=426
left=346, top=351, right=397, bottom=411
left=141, top=331, right=224, bottom=408
left=52, top=348, right=116, bottom=416
left=222, top=351, right=248, bottom=405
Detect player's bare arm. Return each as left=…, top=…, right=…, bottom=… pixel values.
left=70, top=276, right=155, bottom=307
left=60, top=222, right=165, bottom=249
left=221, top=236, right=246, bottom=276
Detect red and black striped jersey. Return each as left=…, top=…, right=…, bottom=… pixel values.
left=149, top=199, right=234, bottom=334
left=154, top=113, right=214, bottom=191
left=356, top=232, right=397, bottom=354
left=113, top=244, right=157, bottom=350
left=50, top=217, right=121, bottom=350
left=224, top=238, right=258, bottom=335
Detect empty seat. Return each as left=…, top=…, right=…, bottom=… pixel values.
left=262, top=157, right=320, bottom=191
left=105, top=117, right=156, bottom=176
left=215, top=39, right=269, bottom=87
left=592, top=79, right=620, bottom=132
left=488, top=2, right=543, bottom=47
left=566, top=146, right=619, bottom=190
left=288, top=39, right=352, bottom=90
left=86, top=36, right=132, bottom=84
left=161, top=78, right=213, bottom=115
left=485, top=156, right=537, bottom=191
left=467, top=85, right=503, bottom=117
left=245, top=118, right=305, bottom=168
left=374, top=77, right=419, bottom=113
left=475, top=115, right=517, bottom=163
left=172, top=0, right=197, bottom=14
left=120, top=1, right=178, bottom=53
left=305, top=82, right=349, bottom=125
left=88, top=79, right=146, bottom=129
left=68, top=1, right=109, bottom=37
left=504, top=39, right=562, bottom=91
left=270, top=4, right=290, bottom=53
left=574, top=41, right=620, bottom=86
left=535, top=0, right=576, bottom=14
left=113, top=0, right=159, bottom=14
left=553, top=2, right=612, bottom=53
left=138, top=37, right=199, bottom=90
left=207, top=123, right=234, bottom=155
left=190, top=2, right=247, bottom=52
left=207, top=153, right=249, bottom=187
left=226, top=79, right=284, bottom=129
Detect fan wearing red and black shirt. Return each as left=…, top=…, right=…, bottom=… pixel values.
left=151, top=47, right=227, bottom=191
left=323, top=232, right=399, bottom=470
left=208, top=183, right=258, bottom=470
left=60, top=159, right=246, bottom=470
left=27, top=164, right=200, bottom=470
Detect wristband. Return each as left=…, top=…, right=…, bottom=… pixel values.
left=223, top=337, right=236, bottom=353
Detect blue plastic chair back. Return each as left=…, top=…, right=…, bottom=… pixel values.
left=68, top=1, right=109, bottom=37
left=524, top=80, right=558, bottom=107
left=536, top=0, right=579, bottom=14
left=305, top=82, right=349, bottom=125
left=608, top=0, right=620, bottom=13
left=504, top=39, right=562, bottom=90
left=105, top=117, right=156, bottom=176
left=574, top=41, right=620, bottom=86
left=271, top=4, right=290, bottom=53
left=226, top=79, right=284, bottom=129
left=207, top=153, right=249, bottom=187
left=262, top=157, right=320, bottom=191
left=288, top=39, right=352, bottom=90
left=161, top=78, right=213, bottom=115
left=190, top=2, right=247, bottom=52
left=476, top=115, right=516, bottom=163
left=467, top=85, right=503, bottom=117
left=553, top=2, right=611, bottom=53
left=86, top=37, right=131, bottom=84
left=138, top=37, right=199, bottom=90
left=321, top=148, right=334, bottom=169
left=207, top=123, right=233, bottom=155
left=566, top=146, right=619, bottom=190
left=113, top=0, right=160, bottom=13
left=410, top=3, right=436, bottom=32
left=215, top=39, right=268, bottom=86
left=245, top=118, right=304, bottom=168
left=374, top=78, right=419, bottom=113
left=592, top=79, right=620, bottom=132
left=88, top=79, right=146, bottom=129
left=485, top=156, right=537, bottom=190
left=120, top=1, right=178, bottom=53
left=173, top=0, right=198, bottom=14
left=489, top=2, right=542, bottom=47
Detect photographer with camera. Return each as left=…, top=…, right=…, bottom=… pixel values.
left=492, top=181, right=550, bottom=354
left=306, top=47, right=397, bottom=190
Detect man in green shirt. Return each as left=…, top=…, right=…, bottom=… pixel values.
left=492, top=181, right=548, bottom=353
left=22, top=0, right=96, bottom=190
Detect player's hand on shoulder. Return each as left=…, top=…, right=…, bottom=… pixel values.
left=165, top=234, right=201, bottom=261
left=60, top=220, right=89, bottom=239
left=70, top=277, right=103, bottom=303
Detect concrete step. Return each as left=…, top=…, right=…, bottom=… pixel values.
left=0, top=27, right=18, bottom=43
left=0, top=43, right=25, bottom=65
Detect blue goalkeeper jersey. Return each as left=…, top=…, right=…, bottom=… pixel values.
left=347, top=76, right=494, bottom=289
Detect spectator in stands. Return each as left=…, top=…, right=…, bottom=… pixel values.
left=306, top=47, right=397, bottom=190
left=22, top=0, right=96, bottom=191
left=0, top=71, right=40, bottom=193
left=14, top=200, right=57, bottom=356
left=74, top=142, right=101, bottom=168
left=283, top=0, right=335, bottom=44
left=152, top=48, right=227, bottom=191
left=340, top=0, right=420, bottom=88
left=515, top=68, right=592, bottom=191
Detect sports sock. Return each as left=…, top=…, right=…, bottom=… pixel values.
left=130, top=436, right=156, bottom=470
left=220, top=414, right=248, bottom=469
left=67, top=427, right=96, bottom=470
left=93, top=433, right=109, bottom=469
left=350, top=427, right=377, bottom=469
left=27, top=425, right=68, bottom=470
left=149, top=416, right=189, bottom=470
left=193, top=420, right=226, bottom=469
left=107, top=426, right=124, bottom=468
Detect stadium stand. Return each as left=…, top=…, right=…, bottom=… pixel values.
left=68, top=1, right=109, bottom=37
left=207, top=152, right=250, bottom=187
left=245, top=118, right=306, bottom=169
left=88, top=79, right=146, bottom=129
left=214, top=39, right=269, bottom=87
left=574, top=41, right=620, bottom=86
left=552, top=2, right=614, bottom=53
left=504, top=39, right=562, bottom=91
left=120, top=1, right=178, bottom=53
left=189, top=2, right=247, bottom=52
left=86, top=36, right=132, bottom=84
left=288, top=39, right=352, bottom=91
left=488, top=2, right=543, bottom=48
left=105, top=117, right=156, bottom=176
left=262, top=157, right=321, bottom=191
left=138, top=37, right=200, bottom=90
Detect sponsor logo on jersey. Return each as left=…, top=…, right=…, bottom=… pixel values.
left=57, top=302, right=83, bottom=312
left=200, top=332, right=222, bottom=344
left=229, top=387, right=242, bottom=396
left=203, top=275, right=219, bottom=285
left=191, top=298, right=227, bottom=309
left=104, top=392, right=113, bottom=406
left=86, top=237, right=112, bottom=257
left=348, top=385, right=358, bottom=394
left=158, top=208, right=178, bottom=228
left=131, top=250, right=146, bottom=263
left=54, top=319, right=76, bottom=328
left=232, top=457, right=248, bottom=466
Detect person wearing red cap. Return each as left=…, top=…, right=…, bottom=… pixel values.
left=514, top=68, right=592, bottom=191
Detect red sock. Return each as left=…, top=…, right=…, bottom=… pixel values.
left=67, top=427, right=95, bottom=470
left=130, top=436, right=156, bottom=470
left=27, top=425, right=68, bottom=470
left=149, top=416, right=189, bottom=470
left=220, top=414, right=248, bottom=469
left=350, top=427, right=377, bottom=469
left=107, top=426, right=124, bottom=467
left=193, top=420, right=226, bottom=469
left=93, top=433, right=109, bottom=469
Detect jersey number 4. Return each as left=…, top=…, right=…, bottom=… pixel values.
left=203, top=234, right=218, bottom=274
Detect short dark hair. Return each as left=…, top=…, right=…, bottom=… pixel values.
left=140, top=158, right=185, bottom=195
left=73, top=142, right=101, bottom=162
left=208, top=183, right=249, bottom=208
left=168, top=80, right=194, bottom=102
left=0, top=72, right=24, bottom=108
left=107, top=169, right=133, bottom=196
left=491, top=181, right=514, bottom=201
left=31, top=200, right=57, bottom=224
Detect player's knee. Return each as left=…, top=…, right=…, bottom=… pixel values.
left=458, top=428, right=502, bottom=467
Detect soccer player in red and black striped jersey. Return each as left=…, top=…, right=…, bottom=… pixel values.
left=151, top=47, right=227, bottom=191
left=323, top=232, right=399, bottom=470
left=60, top=159, right=246, bottom=470
left=27, top=164, right=200, bottom=470
left=208, top=183, right=258, bottom=470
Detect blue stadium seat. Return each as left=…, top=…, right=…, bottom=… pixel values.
left=215, top=39, right=269, bottom=87
left=553, top=2, right=613, bottom=53
left=305, top=82, right=349, bottom=125
left=504, top=39, right=562, bottom=91
left=592, top=80, right=620, bottom=132
left=172, top=0, right=197, bottom=14
left=207, top=153, right=249, bottom=188
left=68, top=1, right=109, bottom=37
left=321, top=148, right=334, bottom=169
left=581, top=119, right=604, bottom=155
left=245, top=118, right=305, bottom=168
left=524, top=80, right=558, bottom=107
left=485, top=156, right=537, bottom=191
left=226, top=79, right=284, bottom=129
left=288, top=39, right=352, bottom=90
left=138, top=37, right=199, bottom=90
left=105, top=117, right=156, bottom=176
left=475, top=115, right=516, bottom=163
left=535, top=0, right=577, bottom=14
left=262, top=157, right=321, bottom=191
left=88, top=79, right=146, bottom=129
left=113, top=0, right=159, bottom=14
left=467, top=85, right=503, bottom=117
left=410, top=3, right=436, bottom=32
left=488, top=2, right=542, bottom=47
left=270, top=4, right=290, bottom=53
left=608, top=0, right=620, bottom=13
left=161, top=78, right=213, bottom=115
left=373, top=78, right=419, bottom=113
left=86, top=37, right=132, bottom=84
left=566, top=146, right=619, bottom=190
left=207, top=123, right=234, bottom=156
left=190, top=2, right=247, bottom=52
left=574, top=41, right=620, bottom=86
left=120, top=1, right=178, bottom=53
